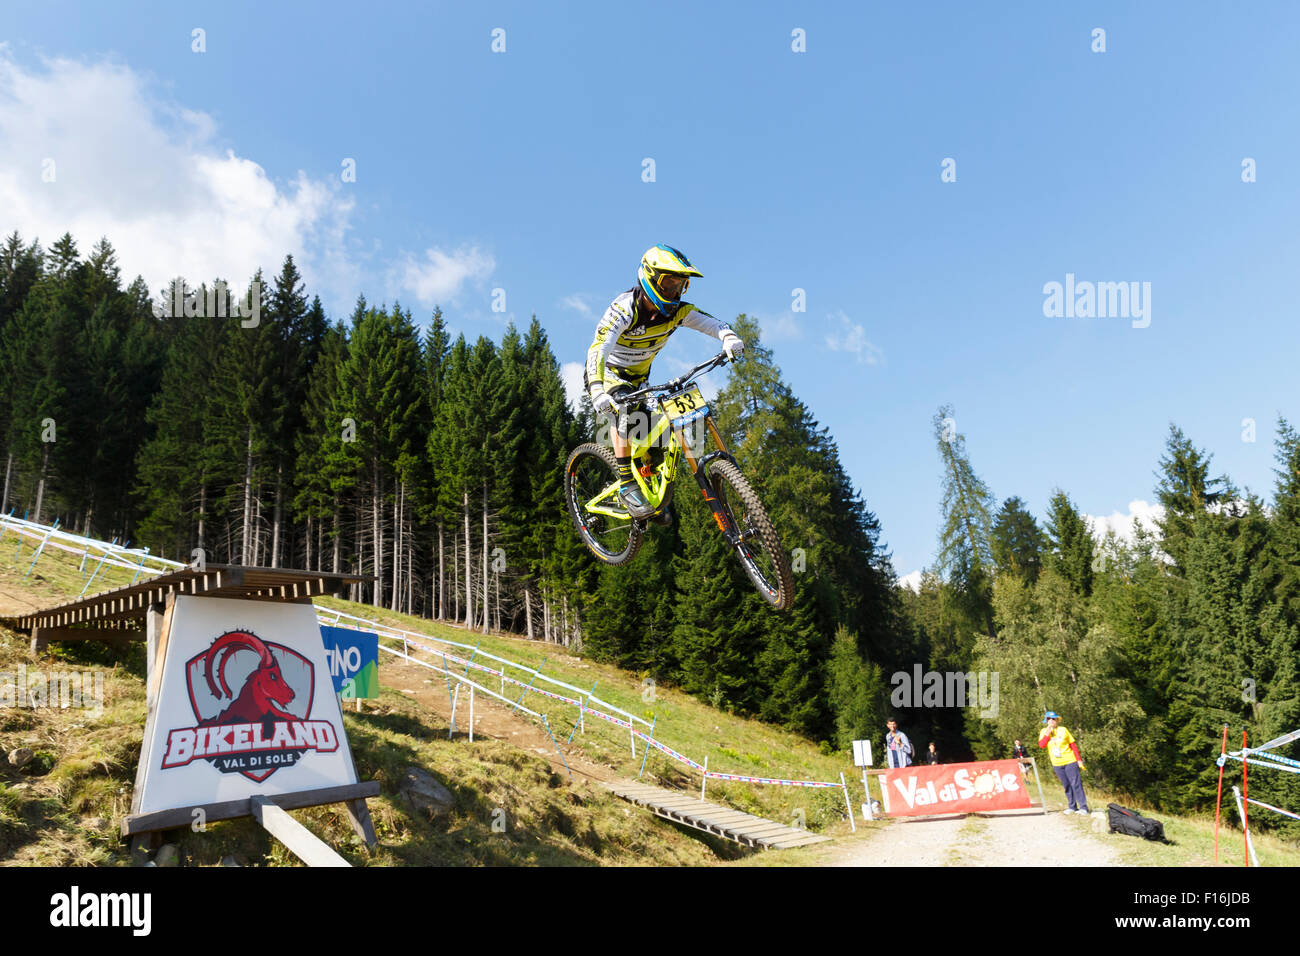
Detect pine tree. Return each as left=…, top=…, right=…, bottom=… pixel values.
left=933, top=404, right=996, bottom=638
left=1156, top=424, right=1228, bottom=572
left=991, top=496, right=1044, bottom=583
left=827, top=626, right=887, bottom=750
left=293, top=320, right=349, bottom=572
left=1269, top=418, right=1300, bottom=621
left=1043, top=490, right=1094, bottom=597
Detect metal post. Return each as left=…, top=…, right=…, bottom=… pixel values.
left=700, top=757, right=708, bottom=801
left=1030, top=757, right=1048, bottom=814
left=24, top=520, right=59, bottom=577
left=129, top=548, right=148, bottom=585
left=569, top=681, right=597, bottom=743
left=1214, top=724, right=1228, bottom=862
left=637, top=716, right=657, bottom=780
left=449, top=684, right=461, bottom=739
left=1241, top=728, right=1250, bottom=867
left=841, top=772, right=856, bottom=833
left=461, top=640, right=482, bottom=678
left=79, top=537, right=117, bottom=597
left=469, top=687, right=474, bottom=743
left=511, top=657, right=547, bottom=712
left=542, top=715, right=572, bottom=782
left=442, top=655, right=456, bottom=736
left=861, top=768, right=874, bottom=821
left=1232, top=786, right=1259, bottom=867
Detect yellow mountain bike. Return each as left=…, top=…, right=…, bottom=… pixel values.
left=565, top=352, right=794, bottom=612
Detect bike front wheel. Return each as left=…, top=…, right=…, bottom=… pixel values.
left=565, top=443, right=643, bottom=565
left=705, top=458, right=794, bottom=611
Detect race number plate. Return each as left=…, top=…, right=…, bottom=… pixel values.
left=663, top=386, right=708, bottom=425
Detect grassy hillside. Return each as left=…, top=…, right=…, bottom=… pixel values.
left=0, top=534, right=852, bottom=865
left=312, top=595, right=854, bottom=831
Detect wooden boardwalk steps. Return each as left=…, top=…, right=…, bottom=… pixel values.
left=604, top=781, right=831, bottom=850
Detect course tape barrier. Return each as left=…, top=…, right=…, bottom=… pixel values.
left=633, top=730, right=705, bottom=772
left=1223, top=752, right=1300, bottom=775
left=702, top=771, right=843, bottom=788
left=1245, top=797, right=1300, bottom=822
left=583, top=705, right=634, bottom=731
left=1239, top=749, right=1300, bottom=770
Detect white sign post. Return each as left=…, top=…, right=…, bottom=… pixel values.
left=852, top=739, right=875, bottom=821
left=124, top=595, right=378, bottom=859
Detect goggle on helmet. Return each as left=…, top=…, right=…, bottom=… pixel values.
left=638, top=244, right=703, bottom=315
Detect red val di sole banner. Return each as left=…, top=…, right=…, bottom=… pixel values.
left=882, top=759, right=1033, bottom=816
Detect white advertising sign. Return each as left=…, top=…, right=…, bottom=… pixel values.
left=135, top=596, right=360, bottom=815
left=852, top=739, right=873, bottom=767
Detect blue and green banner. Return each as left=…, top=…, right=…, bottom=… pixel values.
left=319, top=626, right=379, bottom=700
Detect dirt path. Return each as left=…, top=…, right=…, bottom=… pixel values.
left=380, top=654, right=622, bottom=787
left=826, top=809, right=1124, bottom=866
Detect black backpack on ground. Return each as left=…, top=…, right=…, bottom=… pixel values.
left=1107, top=803, right=1171, bottom=843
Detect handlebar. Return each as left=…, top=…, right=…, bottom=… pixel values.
left=617, top=352, right=730, bottom=405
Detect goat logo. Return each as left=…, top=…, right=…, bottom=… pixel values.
left=161, top=629, right=339, bottom=782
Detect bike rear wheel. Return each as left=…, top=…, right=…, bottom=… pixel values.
left=706, top=458, right=794, bottom=611
left=565, top=443, right=643, bottom=565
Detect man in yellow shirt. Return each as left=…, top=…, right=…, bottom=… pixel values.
left=1038, top=711, right=1091, bottom=815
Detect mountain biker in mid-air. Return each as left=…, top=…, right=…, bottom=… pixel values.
left=585, top=244, right=745, bottom=522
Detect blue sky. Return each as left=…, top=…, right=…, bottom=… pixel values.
left=3, top=2, right=1298, bottom=577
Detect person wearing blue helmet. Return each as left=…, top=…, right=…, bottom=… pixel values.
left=584, top=245, right=744, bottom=520
left=1038, top=711, right=1091, bottom=815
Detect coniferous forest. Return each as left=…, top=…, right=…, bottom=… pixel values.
left=2, top=231, right=1298, bottom=831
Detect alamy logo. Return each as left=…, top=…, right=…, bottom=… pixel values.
left=0, top=665, right=104, bottom=716
left=49, top=886, right=151, bottom=936
left=152, top=279, right=261, bottom=328
left=1042, top=273, right=1151, bottom=328
left=890, top=665, right=999, bottom=717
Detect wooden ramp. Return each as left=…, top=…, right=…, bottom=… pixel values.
left=605, top=781, right=831, bottom=850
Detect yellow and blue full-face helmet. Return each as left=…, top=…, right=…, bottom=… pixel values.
left=638, top=244, right=703, bottom=315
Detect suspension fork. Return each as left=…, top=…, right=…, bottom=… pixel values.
left=678, top=416, right=740, bottom=543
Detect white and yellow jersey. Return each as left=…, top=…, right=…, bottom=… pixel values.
left=585, top=289, right=732, bottom=395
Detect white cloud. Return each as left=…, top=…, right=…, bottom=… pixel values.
left=757, top=312, right=802, bottom=341
left=899, top=570, right=923, bottom=593
left=1085, top=499, right=1164, bottom=545
left=824, top=311, right=884, bottom=365
left=0, top=51, right=357, bottom=306
left=561, top=293, right=594, bottom=318
left=561, top=361, right=586, bottom=412
left=393, top=246, right=494, bottom=308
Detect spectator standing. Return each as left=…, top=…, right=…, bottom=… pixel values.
left=1012, top=738, right=1032, bottom=775
left=1038, top=711, right=1090, bottom=815
left=885, top=718, right=914, bottom=769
